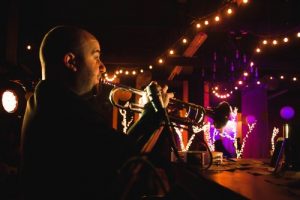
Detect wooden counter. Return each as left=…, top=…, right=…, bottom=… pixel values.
left=171, top=159, right=300, bottom=199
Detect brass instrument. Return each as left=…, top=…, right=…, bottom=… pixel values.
left=102, top=80, right=231, bottom=129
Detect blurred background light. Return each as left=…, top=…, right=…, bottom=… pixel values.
left=280, top=106, right=295, bottom=121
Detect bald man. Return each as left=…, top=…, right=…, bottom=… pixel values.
left=20, top=25, right=173, bottom=199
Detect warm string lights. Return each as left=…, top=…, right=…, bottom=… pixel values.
left=174, top=107, right=239, bottom=154
left=235, top=120, right=257, bottom=158
left=104, top=66, right=152, bottom=82
left=173, top=122, right=210, bottom=152
left=192, top=0, right=248, bottom=32
left=238, top=30, right=300, bottom=96
left=104, top=0, right=249, bottom=80
left=254, top=31, right=300, bottom=54
left=119, top=108, right=133, bottom=134
left=155, top=0, right=248, bottom=67
left=271, top=127, right=280, bottom=155
left=210, top=53, right=256, bottom=99
left=187, top=123, right=211, bottom=151
left=211, top=76, right=299, bottom=101
left=265, top=74, right=298, bottom=83
left=212, top=85, right=233, bottom=99
left=185, top=134, right=196, bottom=152
left=173, top=106, right=257, bottom=158
left=230, top=60, right=262, bottom=93
left=206, top=19, right=299, bottom=99
left=203, top=122, right=215, bottom=152
left=173, top=123, right=186, bottom=151
left=211, top=58, right=299, bottom=99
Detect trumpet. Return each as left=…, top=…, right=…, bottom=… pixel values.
left=101, top=80, right=231, bottom=129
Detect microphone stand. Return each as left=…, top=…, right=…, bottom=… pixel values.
left=273, top=123, right=290, bottom=174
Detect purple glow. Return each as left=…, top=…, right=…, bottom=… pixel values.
left=280, top=106, right=295, bottom=120
left=246, top=115, right=256, bottom=124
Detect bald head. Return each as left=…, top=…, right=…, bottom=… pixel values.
left=39, top=25, right=105, bottom=95
left=39, top=25, right=95, bottom=80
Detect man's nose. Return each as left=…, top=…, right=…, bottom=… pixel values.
left=99, top=61, right=106, bottom=73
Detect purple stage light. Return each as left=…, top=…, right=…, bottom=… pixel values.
left=246, top=115, right=256, bottom=124
left=280, top=106, right=295, bottom=120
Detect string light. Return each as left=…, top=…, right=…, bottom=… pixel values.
left=211, top=56, right=299, bottom=99
left=186, top=123, right=211, bottom=151
left=173, top=123, right=186, bottom=151
left=104, top=73, right=117, bottom=82
left=267, top=74, right=298, bottom=83
left=169, top=49, right=175, bottom=55
left=212, top=89, right=232, bottom=99
left=158, top=58, right=164, bottom=64
left=26, top=45, right=32, bottom=50
left=271, top=127, right=279, bottom=155
left=191, top=0, right=246, bottom=32
left=235, top=120, right=257, bottom=158
left=104, top=65, right=151, bottom=80
left=203, top=122, right=215, bottom=151
left=254, top=30, right=300, bottom=54
left=185, top=134, right=196, bottom=151
left=103, top=1, right=252, bottom=93
left=173, top=122, right=211, bottom=152
left=119, top=108, right=133, bottom=134
left=144, top=0, right=249, bottom=80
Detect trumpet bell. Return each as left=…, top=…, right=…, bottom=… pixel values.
left=112, top=88, right=133, bottom=102
left=167, top=100, right=231, bottom=129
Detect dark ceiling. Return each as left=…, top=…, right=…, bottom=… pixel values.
left=1, top=0, right=300, bottom=91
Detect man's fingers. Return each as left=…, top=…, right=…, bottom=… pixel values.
left=167, top=92, right=174, bottom=99
left=162, top=85, right=168, bottom=93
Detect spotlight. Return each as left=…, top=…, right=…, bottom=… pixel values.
left=0, top=80, right=27, bottom=118
left=2, top=90, right=19, bottom=113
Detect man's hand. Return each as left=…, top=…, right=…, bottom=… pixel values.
left=145, top=81, right=174, bottom=112
left=161, top=84, right=174, bottom=108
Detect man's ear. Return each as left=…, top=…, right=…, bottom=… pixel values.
left=64, top=53, right=77, bottom=72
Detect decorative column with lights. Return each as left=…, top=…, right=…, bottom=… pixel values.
left=241, top=85, right=269, bottom=158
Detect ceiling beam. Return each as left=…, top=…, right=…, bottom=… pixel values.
left=168, top=32, right=207, bottom=80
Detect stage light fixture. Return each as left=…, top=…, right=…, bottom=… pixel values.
left=2, top=89, right=18, bottom=113
left=0, top=80, right=27, bottom=117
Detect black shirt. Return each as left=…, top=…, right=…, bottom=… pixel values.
left=20, top=80, right=163, bottom=199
